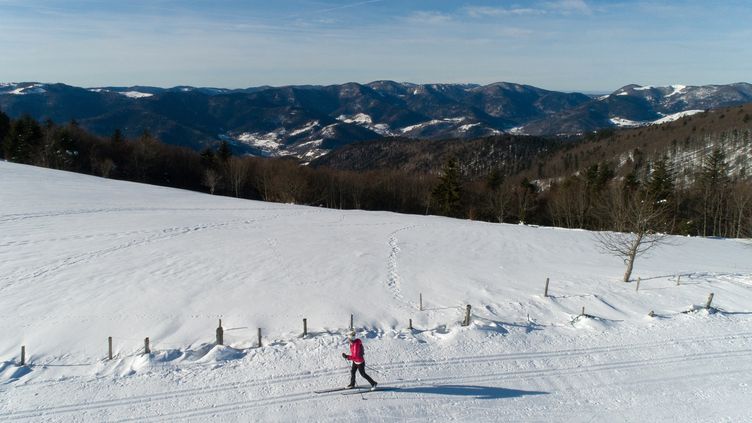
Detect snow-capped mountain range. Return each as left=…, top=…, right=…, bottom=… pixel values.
left=1, top=81, right=751, bottom=159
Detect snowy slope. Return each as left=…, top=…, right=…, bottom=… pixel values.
left=1, top=161, right=751, bottom=422
left=608, top=110, right=706, bottom=128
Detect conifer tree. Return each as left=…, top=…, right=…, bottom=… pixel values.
left=699, top=148, right=730, bottom=236
left=3, top=115, right=43, bottom=164
left=647, top=158, right=675, bottom=202
left=623, top=171, right=640, bottom=195
left=0, top=111, right=9, bottom=158
left=111, top=128, right=124, bottom=144
left=432, top=157, right=462, bottom=216
left=217, top=140, right=232, bottom=163
left=200, top=147, right=217, bottom=169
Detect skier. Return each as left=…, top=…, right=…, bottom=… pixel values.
left=342, top=330, right=378, bottom=390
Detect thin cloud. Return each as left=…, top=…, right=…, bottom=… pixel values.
left=405, top=11, right=452, bottom=25
left=465, top=0, right=592, bottom=18
left=465, top=6, right=545, bottom=18
left=317, top=0, right=384, bottom=14
left=286, top=0, right=385, bottom=19
left=545, top=0, right=592, bottom=15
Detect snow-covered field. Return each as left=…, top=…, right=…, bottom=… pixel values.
left=1, top=161, right=751, bottom=422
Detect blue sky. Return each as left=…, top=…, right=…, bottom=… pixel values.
left=0, top=0, right=750, bottom=92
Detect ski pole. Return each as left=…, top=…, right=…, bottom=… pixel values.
left=366, top=364, right=384, bottom=374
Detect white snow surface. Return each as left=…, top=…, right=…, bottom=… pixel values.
left=229, top=132, right=285, bottom=156
left=289, top=121, right=319, bottom=136
left=336, top=114, right=394, bottom=136
left=3, top=83, right=47, bottom=95
left=652, top=109, right=704, bottom=124
left=609, top=110, right=706, bottom=129
left=400, top=117, right=467, bottom=133
left=1, top=161, right=752, bottom=422
left=665, top=84, right=688, bottom=97
left=337, top=113, right=373, bottom=125
left=609, top=117, right=643, bottom=127
left=119, top=91, right=154, bottom=99
left=458, top=122, right=481, bottom=132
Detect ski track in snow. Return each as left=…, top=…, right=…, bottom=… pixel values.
left=0, top=210, right=314, bottom=293
left=0, top=206, right=292, bottom=224
left=1, top=331, right=750, bottom=421
left=0, top=222, right=238, bottom=292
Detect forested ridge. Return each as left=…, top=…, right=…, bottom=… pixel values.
left=1, top=105, right=750, bottom=238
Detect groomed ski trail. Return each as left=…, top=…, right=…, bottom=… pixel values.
left=2, top=331, right=751, bottom=421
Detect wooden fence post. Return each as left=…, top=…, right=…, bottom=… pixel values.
left=409, top=318, right=413, bottom=330
left=544, top=277, right=550, bottom=297
left=636, top=277, right=641, bottom=292
left=108, top=336, right=113, bottom=360
left=350, top=314, right=354, bottom=330
left=419, top=293, right=423, bottom=311
left=581, top=306, right=585, bottom=317
left=676, top=274, right=681, bottom=286
left=303, top=318, right=307, bottom=337
left=257, top=328, right=262, bottom=348
left=705, top=293, right=715, bottom=309
left=462, top=305, right=471, bottom=326
left=144, top=337, right=150, bottom=354
left=20, top=346, right=25, bottom=366
left=216, top=319, right=224, bottom=345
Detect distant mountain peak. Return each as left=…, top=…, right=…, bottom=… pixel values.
left=2, top=80, right=750, bottom=159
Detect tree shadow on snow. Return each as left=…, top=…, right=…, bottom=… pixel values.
left=385, top=385, right=547, bottom=399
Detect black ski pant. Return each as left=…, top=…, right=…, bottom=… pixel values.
left=350, top=362, right=376, bottom=386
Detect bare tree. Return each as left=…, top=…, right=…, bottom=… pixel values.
left=548, top=177, right=588, bottom=228
left=348, top=174, right=366, bottom=210
left=202, top=169, right=221, bottom=195
left=256, top=160, right=309, bottom=204
left=94, top=157, right=115, bottom=178
left=594, top=188, right=671, bottom=282
left=729, top=181, right=752, bottom=238
left=227, top=157, right=250, bottom=197
left=487, top=184, right=512, bottom=223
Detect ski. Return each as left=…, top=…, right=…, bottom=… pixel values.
left=341, top=386, right=397, bottom=395
left=341, top=387, right=388, bottom=395
left=314, top=386, right=367, bottom=394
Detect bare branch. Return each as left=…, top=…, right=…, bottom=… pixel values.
left=594, top=187, right=673, bottom=282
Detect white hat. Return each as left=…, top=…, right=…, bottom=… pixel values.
left=347, top=330, right=356, bottom=340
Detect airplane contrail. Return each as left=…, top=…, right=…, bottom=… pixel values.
left=315, top=0, right=385, bottom=14
left=286, top=0, right=386, bottom=19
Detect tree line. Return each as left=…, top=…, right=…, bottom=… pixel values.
left=1, top=111, right=750, bottom=238
left=543, top=148, right=752, bottom=238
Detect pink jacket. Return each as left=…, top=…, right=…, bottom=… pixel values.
left=346, top=339, right=365, bottom=364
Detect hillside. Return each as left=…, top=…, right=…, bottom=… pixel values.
left=1, top=161, right=751, bottom=421
left=310, top=135, right=559, bottom=178
left=313, top=103, right=752, bottom=183
left=534, top=103, right=752, bottom=182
